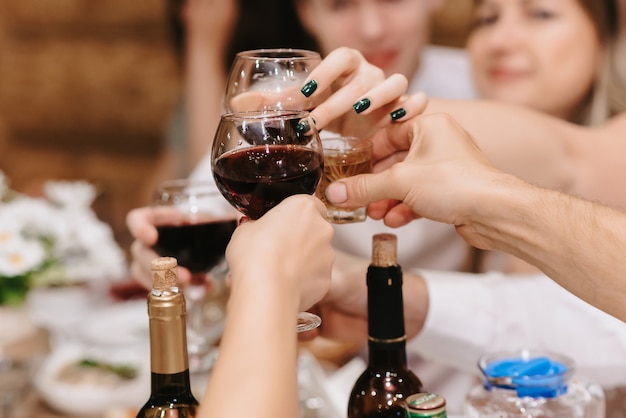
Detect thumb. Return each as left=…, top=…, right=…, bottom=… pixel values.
left=325, top=170, right=406, bottom=209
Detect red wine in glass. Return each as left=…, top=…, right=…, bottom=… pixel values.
left=152, top=179, right=239, bottom=371
left=154, top=219, right=237, bottom=276
left=212, top=144, right=323, bottom=220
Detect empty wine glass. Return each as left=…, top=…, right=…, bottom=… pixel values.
left=224, top=48, right=327, bottom=113
left=152, top=179, right=239, bottom=372
left=211, top=109, right=323, bottom=332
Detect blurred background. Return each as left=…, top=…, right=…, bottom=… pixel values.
left=0, top=0, right=472, bottom=256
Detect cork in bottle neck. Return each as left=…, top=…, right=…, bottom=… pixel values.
left=151, top=256, right=179, bottom=295
left=371, top=233, right=398, bottom=267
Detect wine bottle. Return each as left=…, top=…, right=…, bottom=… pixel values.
left=136, top=257, right=199, bottom=418
left=347, top=233, right=424, bottom=418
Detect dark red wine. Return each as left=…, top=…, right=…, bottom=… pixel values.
left=212, top=144, right=323, bottom=220
left=153, top=219, right=237, bottom=273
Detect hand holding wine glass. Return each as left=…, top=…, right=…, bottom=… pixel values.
left=152, top=179, right=239, bottom=372
left=211, top=109, right=324, bottom=331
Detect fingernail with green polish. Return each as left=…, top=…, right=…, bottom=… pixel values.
left=390, top=108, right=407, bottom=121
left=296, top=120, right=311, bottom=134
left=301, top=80, right=318, bottom=97
left=353, top=98, right=371, bottom=114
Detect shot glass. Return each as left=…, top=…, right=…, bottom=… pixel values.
left=316, top=136, right=373, bottom=223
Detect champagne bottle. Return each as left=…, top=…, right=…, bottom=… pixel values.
left=347, top=233, right=423, bottom=418
left=136, top=257, right=199, bottom=418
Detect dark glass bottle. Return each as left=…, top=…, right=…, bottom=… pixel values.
left=347, top=233, right=424, bottom=418
left=136, top=257, right=199, bottom=418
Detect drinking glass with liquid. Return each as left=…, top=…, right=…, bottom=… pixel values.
left=465, top=349, right=605, bottom=417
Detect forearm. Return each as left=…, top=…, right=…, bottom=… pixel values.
left=200, top=276, right=300, bottom=418
left=425, top=99, right=583, bottom=192
left=471, top=172, right=626, bottom=321
left=185, top=37, right=227, bottom=169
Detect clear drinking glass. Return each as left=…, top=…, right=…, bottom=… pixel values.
left=316, top=137, right=373, bottom=223
left=465, top=349, right=605, bottom=417
left=152, top=179, right=239, bottom=372
left=210, top=109, right=324, bottom=332
left=224, top=48, right=326, bottom=113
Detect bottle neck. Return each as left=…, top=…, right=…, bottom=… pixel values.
left=367, top=265, right=406, bottom=340
left=150, top=370, right=194, bottom=399
left=148, top=291, right=190, bottom=375
left=366, top=264, right=408, bottom=369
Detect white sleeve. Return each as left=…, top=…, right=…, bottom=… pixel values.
left=407, top=269, right=626, bottom=388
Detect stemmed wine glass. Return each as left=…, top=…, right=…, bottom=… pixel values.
left=152, top=179, right=239, bottom=372
left=211, top=109, right=324, bottom=332
left=224, top=48, right=327, bottom=113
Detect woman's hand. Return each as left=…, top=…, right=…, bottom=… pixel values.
left=303, top=47, right=429, bottom=138
left=226, top=195, right=334, bottom=311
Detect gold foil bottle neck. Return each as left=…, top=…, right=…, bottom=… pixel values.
left=371, top=233, right=397, bottom=267
left=151, top=256, right=179, bottom=293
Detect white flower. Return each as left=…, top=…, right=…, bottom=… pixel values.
left=44, top=180, right=97, bottom=209
left=0, top=176, right=128, bottom=290
left=0, top=236, right=45, bottom=277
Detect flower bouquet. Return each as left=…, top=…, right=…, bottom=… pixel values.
left=0, top=171, right=127, bottom=305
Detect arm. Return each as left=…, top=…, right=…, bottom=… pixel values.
left=199, top=195, right=334, bottom=418
left=182, top=0, right=238, bottom=169
left=426, top=98, right=626, bottom=211
left=326, top=113, right=626, bottom=321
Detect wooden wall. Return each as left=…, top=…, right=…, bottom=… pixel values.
left=0, top=1, right=182, bottom=254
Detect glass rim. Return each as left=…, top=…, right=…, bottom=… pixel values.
left=155, top=179, right=221, bottom=194
left=321, top=136, right=373, bottom=152
left=234, top=48, right=321, bottom=61
left=220, top=109, right=311, bottom=121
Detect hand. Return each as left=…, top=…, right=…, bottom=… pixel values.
left=226, top=195, right=334, bottom=311
left=303, top=47, right=429, bottom=138
left=312, top=251, right=429, bottom=345
left=326, top=113, right=501, bottom=245
left=125, top=207, right=192, bottom=289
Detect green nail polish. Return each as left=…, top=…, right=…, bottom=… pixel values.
left=390, top=108, right=407, bottom=121
left=296, top=120, right=311, bottom=134
left=353, top=98, right=371, bottom=114
left=301, top=80, right=318, bottom=97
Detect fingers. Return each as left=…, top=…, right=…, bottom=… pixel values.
left=125, top=207, right=158, bottom=246
left=325, top=166, right=409, bottom=211
left=301, top=48, right=427, bottom=133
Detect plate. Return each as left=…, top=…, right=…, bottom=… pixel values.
left=34, top=300, right=151, bottom=416
left=34, top=343, right=150, bottom=416
left=76, top=300, right=149, bottom=347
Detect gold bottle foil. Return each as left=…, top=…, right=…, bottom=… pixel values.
left=149, top=257, right=189, bottom=375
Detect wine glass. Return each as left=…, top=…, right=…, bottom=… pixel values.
left=224, top=48, right=327, bottom=113
left=211, top=109, right=324, bottom=332
left=152, top=179, right=239, bottom=372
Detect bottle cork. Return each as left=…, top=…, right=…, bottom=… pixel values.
left=151, top=256, right=179, bottom=292
left=371, top=233, right=398, bottom=267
